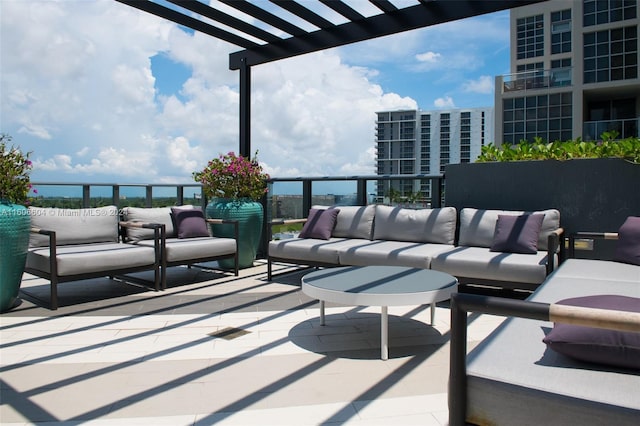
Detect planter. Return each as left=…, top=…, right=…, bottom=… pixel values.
left=206, top=198, right=263, bottom=269
left=0, top=201, right=31, bottom=312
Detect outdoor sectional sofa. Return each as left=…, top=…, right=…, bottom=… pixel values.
left=24, top=205, right=238, bottom=310
left=449, top=229, right=640, bottom=426
left=268, top=204, right=563, bottom=291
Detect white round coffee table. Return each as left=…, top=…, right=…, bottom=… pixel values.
left=301, top=265, right=458, bottom=360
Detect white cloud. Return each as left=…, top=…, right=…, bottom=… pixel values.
left=415, top=51, right=441, bottom=63
left=462, top=75, right=495, bottom=94
left=0, top=0, right=433, bottom=184
left=434, top=96, right=456, bottom=108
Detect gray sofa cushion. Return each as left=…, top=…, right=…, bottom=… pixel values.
left=431, top=246, right=551, bottom=284
left=26, top=242, right=155, bottom=276
left=123, top=206, right=191, bottom=241
left=458, top=208, right=560, bottom=251
left=373, top=206, right=457, bottom=244
left=137, top=237, right=236, bottom=263
left=338, top=240, right=455, bottom=269
left=320, top=205, right=376, bottom=240
left=269, top=238, right=368, bottom=265
left=29, top=206, right=119, bottom=247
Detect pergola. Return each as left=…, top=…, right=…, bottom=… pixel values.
left=116, top=0, right=546, bottom=157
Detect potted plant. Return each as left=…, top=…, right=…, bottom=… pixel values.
left=193, top=151, right=269, bottom=269
left=0, top=134, right=35, bottom=311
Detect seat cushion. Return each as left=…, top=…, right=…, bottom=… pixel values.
left=373, top=206, right=457, bottom=244
left=269, top=238, right=363, bottom=264
left=27, top=242, right=156, bottom=276
left=29, top=206, right=119, bottom=247
left=337, top=240, right=455, bottom=269
left=136, top=237, right=236, bottom=263
left=431, top=246, right=550, bottom=284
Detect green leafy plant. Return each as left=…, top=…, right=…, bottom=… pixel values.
left=477, top=133, right=640, bottom=164
left=0, top=134, right=36, bottom=205
left=193, top=151, right=270, bottom=201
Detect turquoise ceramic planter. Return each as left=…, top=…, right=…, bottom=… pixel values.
left=0, top=201, right=30, bottom=312
left=206, top=198, right=264, bottom=269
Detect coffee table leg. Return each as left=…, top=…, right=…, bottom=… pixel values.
left=381, top=306, right=388, bottom=361
left=430, top=302, right=435, bottom=325
left=320, top=300, right=326, bottom=326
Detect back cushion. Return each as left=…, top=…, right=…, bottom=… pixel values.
left=373, top=206, right=457, bottom=244
left=123, top=206, right=194, bottom=241
left=29, top=206, right=119, bottom=247
left=314, top=205, right=376, bottom=239
left=458, top=208, right=560, bottom=251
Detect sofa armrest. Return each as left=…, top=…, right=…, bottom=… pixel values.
left=546, top=227, right=564, bottom=273
left=268, top=218, right=307, bottom=240
left=206, top=218, right=239, bottom=243
left=567, top=231, right=618, bottom=258
left=29, top=227, right=58, bottom=276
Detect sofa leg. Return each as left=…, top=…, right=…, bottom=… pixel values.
left=267, top=259, right=272, bottom=281
left=50, top=277, right=58, bottom=310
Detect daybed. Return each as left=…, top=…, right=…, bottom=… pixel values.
left=268, top=204, right=562, bottom=291
left=25, top=205, right=162, bottom=310
left=449, top=227, right=640, bottom=426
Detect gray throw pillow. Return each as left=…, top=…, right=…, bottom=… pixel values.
left=614, top=216, right=640, bottom=266
left=299, top=208, right=340, bottom=240
left=170, top=207, right=209, bottom=239
left=542, top=295, right=640, bottom=370
left=490, top=214, right=544, bottom=254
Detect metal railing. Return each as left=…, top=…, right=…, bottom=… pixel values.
left=583, top=118, right=639, bottom=141
left=501, top=67, right=572, bottom=93
left=31, top=174, right=446, bottom=258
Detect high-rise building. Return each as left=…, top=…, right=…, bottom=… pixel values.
left=375, top=107, right=493, bottom=203
left=495, top=0, right=639, bottom=145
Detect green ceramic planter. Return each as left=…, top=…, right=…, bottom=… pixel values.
left=0, top=201, right=31, bottom=312
left=206, top=198, right=264, bottom=269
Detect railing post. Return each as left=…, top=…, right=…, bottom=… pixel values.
left=302, top=180, right=312, bottom=217
left=113, top=185, right=120, bottom=208
left=145, top=186, right=153, bottom=208
left=177, top=185, right=184, bottom=206
left=82, top=185, right=90, bottom=208
left=356, top=178, right=368, bottom=205
left=431, top=177, right=442, bottom=208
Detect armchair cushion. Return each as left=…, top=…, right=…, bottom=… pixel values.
left=299, top=208, right=340, bottom=240
left=123, top=205, right=195, bottom=241
left=614, top=216, right=640, bottom=266
left=542, top=295, right=640, bottom=370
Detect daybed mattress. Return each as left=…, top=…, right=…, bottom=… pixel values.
left=465, top=259, right=640, bottom=426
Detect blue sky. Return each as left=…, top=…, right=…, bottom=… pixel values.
left=1, top=0, right=512, bottom=185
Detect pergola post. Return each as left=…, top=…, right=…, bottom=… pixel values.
left=239, top=58, right=251, bottom=158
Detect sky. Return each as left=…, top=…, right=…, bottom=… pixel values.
left=0, top=0, right=512, bottom=186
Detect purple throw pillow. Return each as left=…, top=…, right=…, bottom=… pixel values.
left=170, top=207, right=209, bottom=239
left=299, top=208, right=340, bottom=240
left=614, top=216, right=640, bottom=266
left=542, top=295, right=640, bottom=370
left=490, top=214, right=544, bottom=254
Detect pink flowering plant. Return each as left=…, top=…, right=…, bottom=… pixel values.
left=0, top=134, right=36, bottom=205
left=193, top=151, right=269, bottom=201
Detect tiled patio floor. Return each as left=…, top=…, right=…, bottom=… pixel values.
left=1, top=261, right=505, bottom=425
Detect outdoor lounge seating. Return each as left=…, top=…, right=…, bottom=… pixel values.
left=449, top=230, right=640, bottom=426
left=25, top=205, right=162, bottom=310
left=122, top=206, right=239, bottom=289
left=268, top=205, right=563, bottom=291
